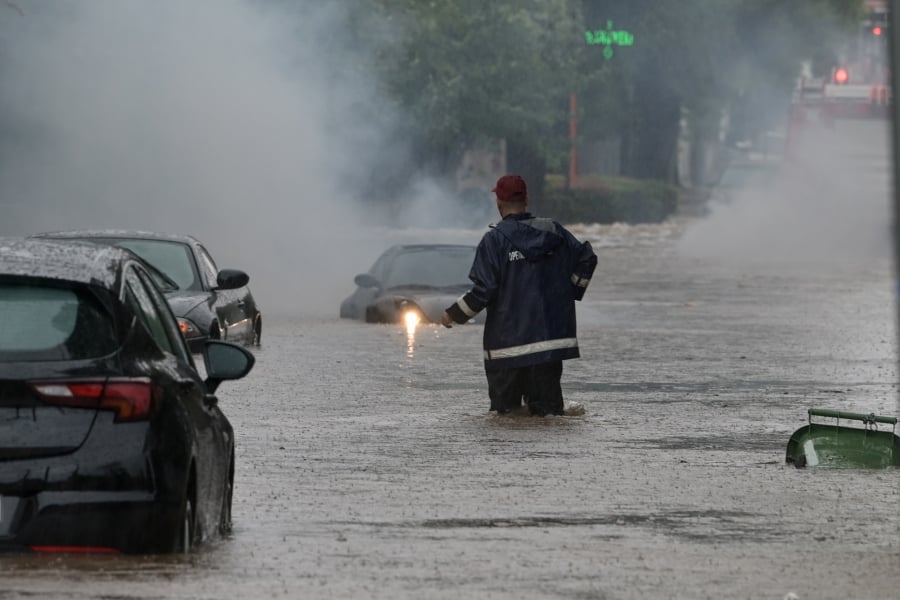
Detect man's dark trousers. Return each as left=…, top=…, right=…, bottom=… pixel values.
left=486, top=362, right=564, bottom=416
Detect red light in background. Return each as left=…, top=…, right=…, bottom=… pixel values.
left=873, top=26, right=883, bottom=36
left=834, top=68, right=849, bottom=84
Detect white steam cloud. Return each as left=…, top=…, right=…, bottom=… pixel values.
left=0, top=0, right=470, bottom=317
left=678, top=117, right=893, bottom=271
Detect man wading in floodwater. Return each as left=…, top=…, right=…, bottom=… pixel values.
left=441, top=174, right=597, bottom=416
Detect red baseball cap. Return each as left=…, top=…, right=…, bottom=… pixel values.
left=492, top=174, right=527, bottom=202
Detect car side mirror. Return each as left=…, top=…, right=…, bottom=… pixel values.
left=216, top=269, right=250, bottom=290
left=203, top=340, right=255, bottom=393
left=354, top=273, right=381, bottom=289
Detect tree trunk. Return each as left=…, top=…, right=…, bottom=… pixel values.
left=506, top=139, right=547, bottom=214
left=622, top=77, right=681, bottom=181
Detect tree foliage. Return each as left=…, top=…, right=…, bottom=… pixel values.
left=349, top=0, right=865, bottom=194
left=349, top=0, right=583, bottom=196
left=0, top=0, right=870, bottom=201
left=578, top=0, right=865, bottom=180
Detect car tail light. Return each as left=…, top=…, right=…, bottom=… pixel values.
left=30, top=378, right=155, bottom=422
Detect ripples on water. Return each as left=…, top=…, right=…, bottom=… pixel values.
left=569, top=220, right=687, bottom=249
left=361, top=220, right=688, bottom=262
left=4, top=189, right=899, bottom=599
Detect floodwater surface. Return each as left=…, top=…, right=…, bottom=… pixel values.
left=2, top=121, right=899, bottom=599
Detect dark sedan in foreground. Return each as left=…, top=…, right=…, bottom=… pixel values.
left=340, top=244, right=482, bottom=325
left=0, top=238, right=254, bottom=554
left=34, top=230, right=262, bottom=352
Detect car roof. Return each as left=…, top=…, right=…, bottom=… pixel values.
left=35, top=229, right=200, bottom=246
left=0, top=237, right=134, bottom=289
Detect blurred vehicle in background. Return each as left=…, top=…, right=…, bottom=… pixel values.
left=0, top=237, right=254, bottom=553
left=340, top=244, right=482, bottom=325
left=794, top=1, right=891, bottom=120
left=34, top=230, right=262, bottom=353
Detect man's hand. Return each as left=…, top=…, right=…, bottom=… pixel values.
left=440, top=311, right=453, bottom=328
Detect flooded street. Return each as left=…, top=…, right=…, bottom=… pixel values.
left=3, top=218, right=899, bottom=598
left=2, top=119, right=899, bottom=598
left=2, top=3, right=898, bottom=598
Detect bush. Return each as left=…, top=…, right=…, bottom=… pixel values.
left=540, top=177, right=677, bottom=224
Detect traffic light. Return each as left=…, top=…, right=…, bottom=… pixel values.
left=833, top=67, right=849, bottom=84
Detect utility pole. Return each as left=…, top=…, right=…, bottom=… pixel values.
left=568, top=93, right=578, bottom=189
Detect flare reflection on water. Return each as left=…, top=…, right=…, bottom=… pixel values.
left=404, top=310, right=420, bottom=357
left=404, top=310, right=420, bottom=335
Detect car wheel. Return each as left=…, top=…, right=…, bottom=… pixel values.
left=220, top=454, right=235, bottom=535
left=178, top=494, right=196, bottom=553
left=252, top=314, right=262, bottom=346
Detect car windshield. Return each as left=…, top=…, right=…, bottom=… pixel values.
left=0, top=283, right=117, bottom=361
left=98, top=239, right=201, bottom=291
left=382, top=247, right=475, bottom=288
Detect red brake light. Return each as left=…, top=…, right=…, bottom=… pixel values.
left=833, top=68, right=849, bottom=84
left=30, top=379, right=155, bottom=422
left=100, top=382, right=153, bottom=421
left=873, top=26, right=882, bottom=36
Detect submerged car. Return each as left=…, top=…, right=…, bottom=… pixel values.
left=0, top=237, right=254, bottom=554
left=34, top=230, right=262, bottom=352
left=340, top=244, right=481, bottom=324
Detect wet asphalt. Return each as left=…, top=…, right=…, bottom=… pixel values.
left=2, top=123, right=900, bottom=599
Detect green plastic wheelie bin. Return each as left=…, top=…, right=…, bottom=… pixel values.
left=786, top=408, right=899, bottom=468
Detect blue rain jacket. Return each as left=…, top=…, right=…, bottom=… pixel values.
left=445, top=212, right=597, bottom=370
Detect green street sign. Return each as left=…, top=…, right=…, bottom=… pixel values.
left=585, top=20, right=634, bottom=60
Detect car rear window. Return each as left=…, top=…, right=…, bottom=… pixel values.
left=98, top=239, right=200, bottom=291
left=0, top=283, right=117, bottom=361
